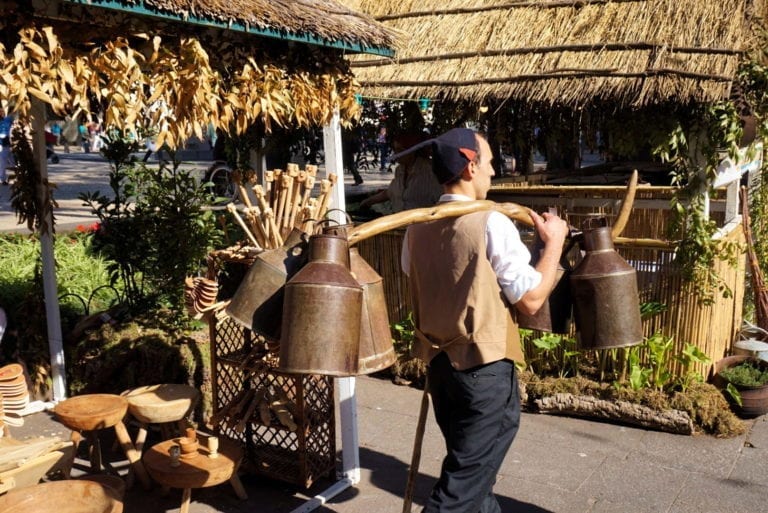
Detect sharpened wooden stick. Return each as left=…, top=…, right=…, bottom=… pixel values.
left=275, top=173, right=291, bottom=235
left=316, top=178, right=333, bottom=223
left=231, top=170, right=253, bottom=208
left=281, top=170, right=297, bottom=236
left=265, top=170, right=278, bottom=209
left=251, top=185, right=274, bottom=246
left=243, top=207, right=269, bottom=248
left=287, top=170, right=305, bottom=232
left=226, top=203, right=261, bottom=250
left=294, top=175, right=315, bottom=228
left=236, top=388, right=266, bottom=433
left=264, top=208, right=283, bottom=247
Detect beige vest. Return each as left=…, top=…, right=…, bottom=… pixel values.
left=407, top=210, right=523, bottom=370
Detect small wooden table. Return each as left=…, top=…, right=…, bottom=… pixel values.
left=53, top=393, right=151, bottom=489
left=142, top=436, right=247, bottom=513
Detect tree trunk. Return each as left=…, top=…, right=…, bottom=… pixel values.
left=532, top=393, right=693, bottom=435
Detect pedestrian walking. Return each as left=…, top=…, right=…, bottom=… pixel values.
left=377, top=125, right=389, bottom=172
left=0, top=105, right=14, bottom=185
left=401, top=127, right=568, bottom=513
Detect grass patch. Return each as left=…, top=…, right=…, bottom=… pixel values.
left=0, top=232, right=122, bottom=395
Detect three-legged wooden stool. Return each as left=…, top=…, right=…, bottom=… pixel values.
left=121, top=384, right=199, bottom=453
left=53, top=393, right=151, bottom=489
left=143, top=436, right=247, bottom=513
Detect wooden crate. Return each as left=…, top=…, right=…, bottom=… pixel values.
left=210, top=315, right=335, bottom=488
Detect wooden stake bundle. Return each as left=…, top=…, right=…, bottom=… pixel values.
left=226, top=164, right=336, bottom=250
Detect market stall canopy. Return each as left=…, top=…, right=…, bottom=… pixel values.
left=55, top=0, right=395, bottom=56
left=0, top=0, right=397, bottom=147
left=343, top=0, right=767, bottom=108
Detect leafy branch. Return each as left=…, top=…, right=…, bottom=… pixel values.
left=653, top=102, right=744, bottom=305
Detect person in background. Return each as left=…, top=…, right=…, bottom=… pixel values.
left=401, top=127, right=568, bottom=513
left=0, top=105, right=14, bottom=185
left=79, top=122, right=90, bottom=153
left=359, top=132, right=441, bottom=212
left=377, top=125, right=389, bottom=172
left=61, top=116, right=77, bottom=154
left=342, top=126, right=364, bottom=186
left=50, top=121, right=62, bottom=145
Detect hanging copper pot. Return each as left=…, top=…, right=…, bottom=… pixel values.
left=570, top=223, right=643, bottom=349
left=225, top=229, right=308, bottom=340
left=349, top=248, right=397, bottom=374
left=279, top=233, right=363, bottom=375
left=517, top=235, right=573, bottom=334
left=322, top=220, right=396, bottom=374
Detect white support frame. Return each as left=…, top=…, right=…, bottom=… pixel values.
left=31, top=99, right=67, bottom=401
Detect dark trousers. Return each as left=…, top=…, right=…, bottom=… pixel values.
left=424, top=352, right=521, bottom=513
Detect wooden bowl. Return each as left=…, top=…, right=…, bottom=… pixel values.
left=54, top=394, right=128, bottom=431
left=176, top=436, right=200, bottom=459
left=0, top=480, right=122, bottom=513
left=121, top=384, right=199, bottom=424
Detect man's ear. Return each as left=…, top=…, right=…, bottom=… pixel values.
left=462, top=161, right=475, bottom=180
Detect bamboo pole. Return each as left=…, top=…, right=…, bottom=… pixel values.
left=362, top=68, right=733, bottom=88
left=377, top=0, right=661, bottom=21
left=353, top=43, right=740, bottom=68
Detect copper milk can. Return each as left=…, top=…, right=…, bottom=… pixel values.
left=279, top=234, right=363, bottom=375
left=350, top=248, right=397, bottom=374
left=517, top=234, right=573, bottom=334
left=226, top=229, right=308, bottom=340
left=570, top=224, right=642, bottom=349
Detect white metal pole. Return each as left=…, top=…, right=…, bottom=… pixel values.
left=31, top=99, right=67, bottom=401
left=322, top=110, right=347, bottom=223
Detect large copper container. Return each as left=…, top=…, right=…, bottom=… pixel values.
left=350, top=248, right=396, bottom=374
left=517, top=235, right=573, bottom=334
left=570, top=225, right=642, bottom=349
left=279, top=234, right=363, bottom=375
left=226, top=229, right=308, bottom=340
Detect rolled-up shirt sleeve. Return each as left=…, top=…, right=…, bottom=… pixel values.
left=486, top=211, right=541, bottom=304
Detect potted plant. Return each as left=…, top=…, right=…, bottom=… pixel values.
left=713, top=355, right=768, bottom=417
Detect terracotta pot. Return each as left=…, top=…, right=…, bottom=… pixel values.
left=712, top=355, right=768, bottom=418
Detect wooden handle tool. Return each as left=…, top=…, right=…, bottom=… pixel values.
left=226, top=203, right=261, bottom=250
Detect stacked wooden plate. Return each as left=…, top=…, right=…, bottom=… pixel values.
left=184, top=277, right=219, bottom=319
left=0, top=364, right=28, bottom=429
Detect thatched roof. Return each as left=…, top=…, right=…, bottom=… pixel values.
left=344, top=0, right=768, bottom=108
left=59, top=0, right=395, bottom=55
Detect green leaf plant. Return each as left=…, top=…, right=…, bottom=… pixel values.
left=653, top=102, right=744, bottom=306
left=619, top=333, right=709, bottom=393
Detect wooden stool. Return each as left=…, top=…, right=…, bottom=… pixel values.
left=143, top=436, right=247, bottom=513
left=0, top=479, right=122, bottom=513
left=121, top=384, right=199, bottom=452
left=53, top=393, right=151, bottom=489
